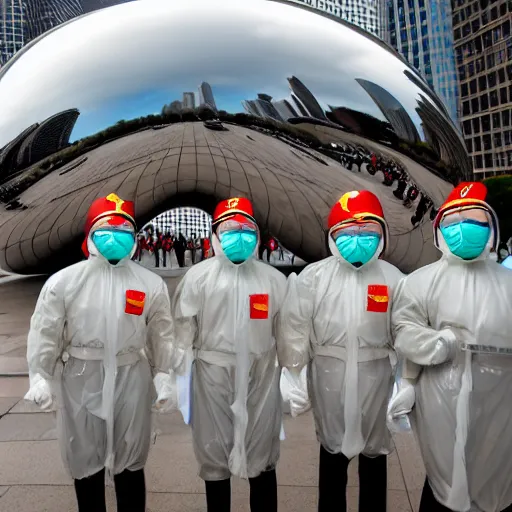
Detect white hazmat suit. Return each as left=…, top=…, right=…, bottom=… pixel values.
left=171, top=235, right=287, bottom=481
left=392, top=207, right=512, bottom=512
left=278, top=235, right=403, bottom=458
left=25, top=232, right=175, bottom=480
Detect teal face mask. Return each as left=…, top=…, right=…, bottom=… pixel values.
left=440, top=220, right=490, bottom=260
left=92, top=230, right=135, bottom=263
left=220, top=230, right=258, bottom=263
left=335, top=233, right=381, bottom=267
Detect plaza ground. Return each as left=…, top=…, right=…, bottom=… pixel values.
left=0, top=274, right=427, bottom=512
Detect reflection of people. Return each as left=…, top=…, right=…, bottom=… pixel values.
left=201, top=236, right=211, bottom=260
left=278, top=190, right=403, bottom=512
left=171, top=197, right=286, bottom=512
left=175, top=232, right=186, bottom=267
left=390, top=182, right=512, bottom=512
left=24, top=194, right=175, bottom=512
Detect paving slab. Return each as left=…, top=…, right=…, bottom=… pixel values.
left=0, top=397, right=18, bottom=417
left=0, top=440, right=71, bottom=486
left=394, top=430, right=426, bottom=492
left=0, top=413, right=57, bottom=442
left=0, top=485, right=413, bottom=512
left=0, top=377, right=29, bottom=398
left=0, top=486, right=9, bottom=498
left=9, top=399, right=51, bottom=414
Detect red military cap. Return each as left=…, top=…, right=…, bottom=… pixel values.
left=433, top=182, right=489, bottom=229
left=328, top=190, right=388, bottom=251
left=212, top=197, right=257, bottom=228
left=81, top=193, right=136, bottom=257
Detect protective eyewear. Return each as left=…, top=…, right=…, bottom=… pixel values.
left=90, top=215, right=136, bottom=234
left=440, top=207, right=490, bottom=229
left=217, top=219, right=258, bottom=236
left=331, top=220, right=382, bottom=241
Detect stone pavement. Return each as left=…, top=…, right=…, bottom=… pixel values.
left=0, top=275, right=427, bottom=512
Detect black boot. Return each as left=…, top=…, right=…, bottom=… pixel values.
left=249, top=469, right=278, bottom=512
left=205, top=478, right=231, bottom=512
left=74, top=468, right=107, bottom=512
left=114, top=468, right=146, bottom=512
left=318, top=445, right=350, bottom=512
left=358, top=454, right=387, bottom=512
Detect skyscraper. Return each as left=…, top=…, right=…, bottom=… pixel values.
left=288, top=75, right=328, bottom=120
left=0, top=0, right=25, bottom=67
left=182, top=92, right=196, bottom=110
left=356, top=78, right=421, bottom=142
left=1, top=0, right=133, bottom=64
left=452, top=0, right=511, bottom=178
left=198, top=82, right=217, bottom=111
left=22, top=0, right=82, bottom=43
left=288, top=0, right=385, bottom=37
left=386, top=0, right=459, bottom=125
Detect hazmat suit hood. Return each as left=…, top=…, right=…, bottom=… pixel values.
left=86, top=221, right=138, bottom=267
left=433, top=182, right=499, bottom=264
left=327, top=225, right=386, bottom=271
left=211, top=196, right=261, bottom=266
left=211, top=225, right=261, bottom=266
left=326, top=190, right=389, bottom=271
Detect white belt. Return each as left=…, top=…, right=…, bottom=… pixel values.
left=314, top=344, right=390, bottom=362
left=194, top=348, right=274, bottom=367
left=63, top=346, right=141, bottom=366
left=194, top=348, right=236, bottom=368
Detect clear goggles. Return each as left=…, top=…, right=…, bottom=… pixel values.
left=331, top=220, right=383, bottom=241
left=439, top=207, right=490, bottom=229
left=217, top=219, right=258, bottom=237
left=90, top=216, right=136, bottom=235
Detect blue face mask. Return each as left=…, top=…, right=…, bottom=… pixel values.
left=440, top=220, right=490, bottom=260
left=92, top=230, right=135, bottom=263
left=335, top=233, right=381, bottom=267
left=220, top=230, right=258, bottom=263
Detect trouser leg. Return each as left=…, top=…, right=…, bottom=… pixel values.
left=114, top=468, right=146, bottom=512
left=154, top=249, right=159, bottom=267
left=205, top=478, right=231, bottom=512
left=162, top=251, right=167, bottom=267
left=73, top=468, right=107, bottom=512
left=249, top=469, right=278, bottom=512
left=318, top=445, right=350, bottom=512
left=358, top=454, right=387, bottom=512
left=419, top=477, right=452, bottom=512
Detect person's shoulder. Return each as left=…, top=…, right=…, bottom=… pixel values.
left=376, top=259, right=405, bottom=282
left=257, top=261, right=288, bottom=284
left=42, top=260, right=89, bottom=292
left=399, top=259, right=443, bottom=288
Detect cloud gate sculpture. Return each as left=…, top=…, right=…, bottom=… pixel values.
left=0, top=0, right=470, bottom=275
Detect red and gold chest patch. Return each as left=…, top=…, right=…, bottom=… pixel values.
left=250, top=294, right=269, bottom=320
left=367, top=285, right=389, bottom=313
left=125, top=290, right=146, bottom=316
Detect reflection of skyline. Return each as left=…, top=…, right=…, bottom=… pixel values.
left=242, top=94, right=284, bottom=122
left=415, top=93, right=472, bottom=179
left=355, top=78, right=420, bottom=143
left=0, top=0, right=460, bottom=168
left=162, top=82, right=217, bottom=115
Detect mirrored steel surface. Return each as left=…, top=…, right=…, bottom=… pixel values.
left=0, top=0, right=468, bottom=274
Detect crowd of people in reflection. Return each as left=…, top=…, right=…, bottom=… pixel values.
left=134, top=224, right=295, bottom=269
left=332, top=142, right=435, bottom=227
left=134, top=226, right=212, bottom=268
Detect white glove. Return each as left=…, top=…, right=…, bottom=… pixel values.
left=153, top=372, right=177, bottom=413
left=281, top=367, right=311, bottom=418
left=24, top=373, right=53, bottom=410
left=431, top=327, right=473, bottom=365
left=387, top=378, right=415, bottom=423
